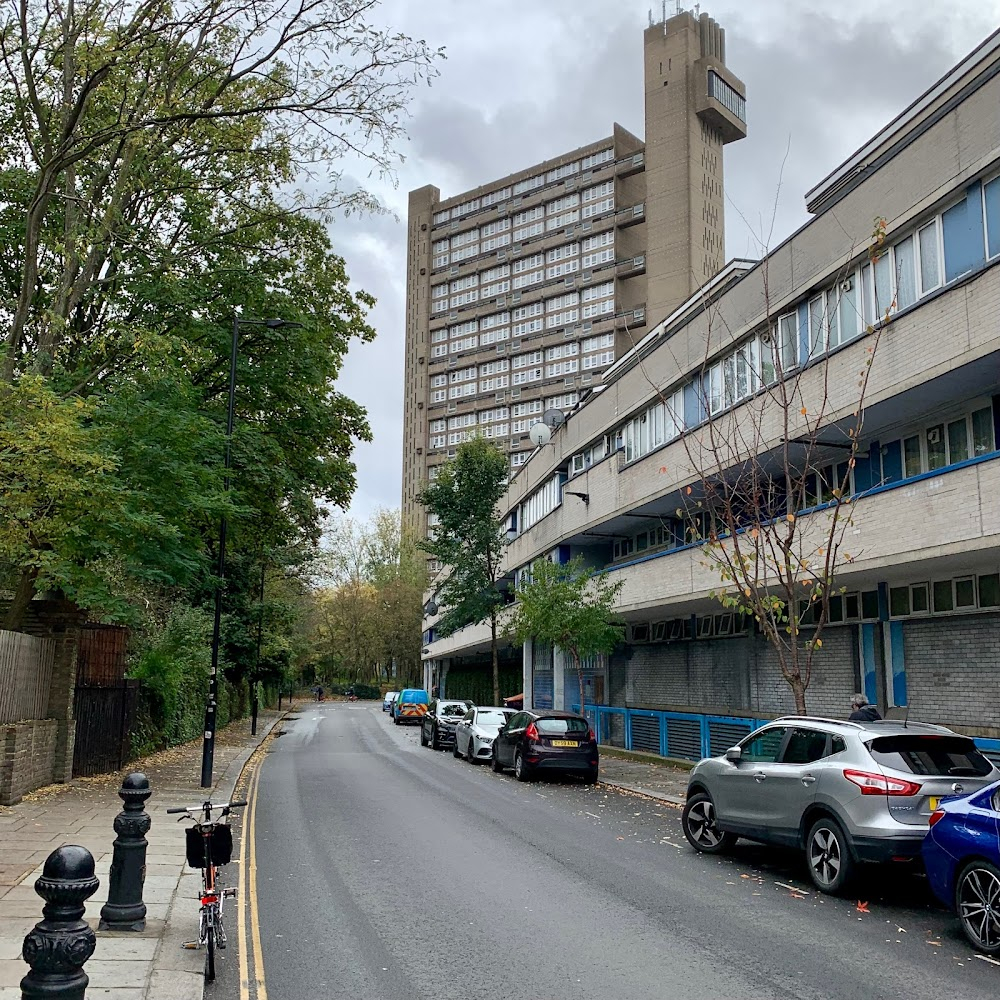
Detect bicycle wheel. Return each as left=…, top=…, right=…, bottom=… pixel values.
left=205, top=912, right=216, bottom=981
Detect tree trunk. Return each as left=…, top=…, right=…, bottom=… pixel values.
left=490, top=612, right=500, bottom=706
left=790, top=675, right=808, bottom=715
left=2, top=567, right=39, bottom=632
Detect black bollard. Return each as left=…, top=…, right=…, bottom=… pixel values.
left=21, top=845, right=99, bottom=1000
left=99, top=773, right=152, bottom=932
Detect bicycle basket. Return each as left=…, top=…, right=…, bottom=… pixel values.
left=185, top=824, right=234, bottom=868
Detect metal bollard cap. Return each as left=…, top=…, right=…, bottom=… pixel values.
left=40, top=845, right=96, bottom=884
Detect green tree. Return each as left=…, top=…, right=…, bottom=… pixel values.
left=312, top=509, right=425, bottom=686
left=419, top=438, right=509, bottom=705
left=0, top=0, right=442, bottom=383
left=0, top=0, right=440, bottom=630
left=508, top=557, right=624, bottom=715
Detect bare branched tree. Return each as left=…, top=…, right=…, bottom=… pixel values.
left=622, top=215, right=894, bottom=714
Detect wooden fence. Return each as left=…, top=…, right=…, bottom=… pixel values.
left=0, top=630, right=55, bottom=723
left=77, top=624, right=129, bottom=685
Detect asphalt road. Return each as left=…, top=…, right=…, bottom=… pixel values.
left=213, top=703, right=999, bottom=1000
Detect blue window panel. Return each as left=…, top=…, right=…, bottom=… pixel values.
left=880, top=440, right=902, bottom=483
left=877, top=582, right=889, bottom=622
left=861, top=623, right=878, bottom=706
left=532, top=670, right=553, bottom=709
left=557, top=545, right=571, bottom=564
left=986, top=175, right=1000, bottom=260
left=683, top=380, right=705, bottom=426
left=942, top=187, right=985, bottom=282
left=853, top=442, right=880, bottom=492
left=889, top=620, right=907, bottom=707
left=797, top=301, right=810, bottom=367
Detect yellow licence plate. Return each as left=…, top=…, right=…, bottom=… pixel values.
left=551, top=739, right=579, bottom=747
left=928, top=797, right=939, bottom=812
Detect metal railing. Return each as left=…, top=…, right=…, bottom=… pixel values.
left=571, top=704, right=1000, bottom=767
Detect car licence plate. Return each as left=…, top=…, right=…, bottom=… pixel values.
left=551, top=739, right=579, bottom=747
left=928, top=796, right=939, bottom=813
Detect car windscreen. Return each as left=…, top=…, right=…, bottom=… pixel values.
left=867, top=735, right=993, bottom=777
left=475, top=711, right=508, bottom=726
left=536, top=717, right=589, bottom=735
left=439, top=703, right=467, bottom=717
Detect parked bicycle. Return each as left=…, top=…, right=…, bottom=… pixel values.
left=166, top=798, right=247, bottom=981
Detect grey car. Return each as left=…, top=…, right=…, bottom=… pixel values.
left=681, top=716, right=999, bottom=894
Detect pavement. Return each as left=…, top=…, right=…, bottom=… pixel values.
left=0, top=706, right=284, bottom=1000
left=597, top=748, right=691, bottom=804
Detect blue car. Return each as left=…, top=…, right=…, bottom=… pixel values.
left=923, top=780, right=1000, bottom=954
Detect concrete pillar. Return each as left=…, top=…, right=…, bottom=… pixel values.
left=440, top=659, right=450, bottom=699
left=522, top=640, right=533, bottom=711
left=552, top=646, right=567, bottom=711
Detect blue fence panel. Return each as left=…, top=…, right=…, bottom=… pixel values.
left=627, top=710, right=661, bottom=754
left=705, top=715, right=757, bottom=758
left=975, top=737, right=1000, bottom=768
left=579, top=706, right=772, bottom=762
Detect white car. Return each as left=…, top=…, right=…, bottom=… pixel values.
left=453, top=706, right=515, bottom=763
left=382, top=691, right=399, bottom=713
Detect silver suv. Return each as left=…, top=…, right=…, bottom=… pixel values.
left=681, top=716, right=999, bottom=893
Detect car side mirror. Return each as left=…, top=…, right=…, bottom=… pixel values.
left=725, top=746, right=742, bottom=763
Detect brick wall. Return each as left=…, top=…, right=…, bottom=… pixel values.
left=624, top=625, right=858, bottom=719
left=749, top=626, right=858, bottom=718
left=903, top=613, right=1000, bottom=732
left=0, top=719, right=58, bottom=805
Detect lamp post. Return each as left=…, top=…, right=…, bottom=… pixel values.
left=201, top=316, right=299, bottom=788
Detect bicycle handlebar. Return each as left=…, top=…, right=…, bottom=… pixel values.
left=165, top=800, right=248, bottom=816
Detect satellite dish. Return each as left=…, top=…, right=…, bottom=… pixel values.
left=528, top=422, right=552, bottom=447
left=542, top=408, right=565, bottom=428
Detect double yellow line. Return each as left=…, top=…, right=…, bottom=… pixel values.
left=237, top=756, right=267, bottom=1000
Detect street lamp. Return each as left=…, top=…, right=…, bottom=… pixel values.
left=200, top=316, right=301, bottom=788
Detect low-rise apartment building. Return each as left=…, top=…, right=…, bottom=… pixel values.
left=422, top=28, right=1000, bottom=756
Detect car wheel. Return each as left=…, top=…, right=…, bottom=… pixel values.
left=682, top=792, right=737, bottom=854
left=419, top=726, right=428, bottom=746
left=955, top=860, right=1000, bottom=955
left=583, top=767, right=598, bottom=785
left=514, top=750, right=530, bottom=782
left=806, top=816, right=854, bottom=894
left=466, top=739, right=476, bottom=764
left=491, top=748, right=504, bottom=773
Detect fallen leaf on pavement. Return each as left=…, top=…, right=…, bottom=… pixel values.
left=856, top=901, right=870, bottom=913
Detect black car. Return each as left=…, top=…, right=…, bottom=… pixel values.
left=491, top=709, right=598, bottom=783
left=420, top=700, right=470, bottom=750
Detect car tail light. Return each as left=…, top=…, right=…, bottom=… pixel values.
left=929, top=809, right=946, bottom=827
left=843, top=768, right=922, bottom=796
left=525, top=723, right=539, bottom=742
left=587, top=728, right=596, bottom=743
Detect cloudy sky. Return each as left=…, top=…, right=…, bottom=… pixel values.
left=331, top=0, right=1000, bottom=521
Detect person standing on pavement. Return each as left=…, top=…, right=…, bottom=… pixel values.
left=848, top=693, right=881, bottom=722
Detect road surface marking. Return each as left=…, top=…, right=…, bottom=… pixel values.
left=237, top=762, right=255, bottom=999
left=248, top=759, right=268, bottom=1000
